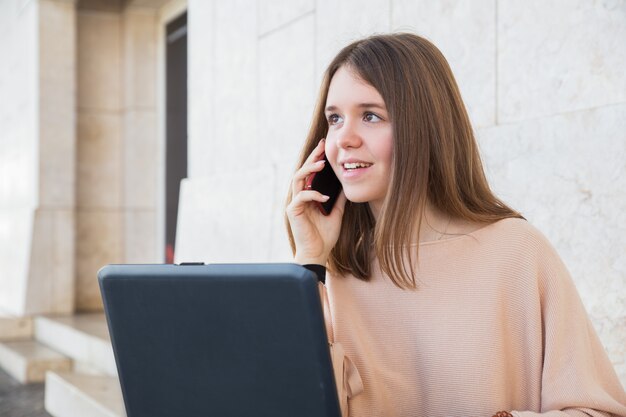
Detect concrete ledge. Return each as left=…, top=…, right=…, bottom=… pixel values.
left=34, top=314, right=117, bottom=376
left=0, top=314, right=33, bottom=341
left=0, top=340, right=71, bottom=383
left=45, top=371, right=126, bottom=417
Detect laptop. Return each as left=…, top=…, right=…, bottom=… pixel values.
left=98, top=263, right=341, bottom=417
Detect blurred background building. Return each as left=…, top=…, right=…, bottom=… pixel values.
left=0, top=0, right=624, bottom=415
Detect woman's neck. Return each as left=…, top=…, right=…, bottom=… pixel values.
left=417, top=202, right=452, bottom=243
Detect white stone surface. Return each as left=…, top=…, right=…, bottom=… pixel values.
left=124, top=209, right=158, bottom=263
left=497, top=0, right=626, bottom=123
left=477, top=103, right=626, bottom=385
left=268, top=160, right=299, bottom=262
left=0, top=209, right=32, bottom=315
left=123, top=110, right=157, bottom=209
left=121, top=8, right=158, bottom=224
left=174, top=171, right=275, bottom=263
left=188, top=0, right=260, bottom=178
left=211, top=0, right=259, bottom=174
left=35, top=314, right=117, bottom=376
left=0, top=0, right=38, bottom=315
left=0, top=0, right=39, bottom=204
left=0, top=340, right=71, bottom=383
left=122, top=7, right=157, bottom=110
left=391, top=0, right=495, bottom=128
left=257, top=0, right=314, bottom=36
left=45, top=371, right=125, bottom=417
left=258, top=13, right=316, bottom=166
left=187, top=0, right=214, bottom=179
left=315, top=0, right=390, bottom=83
left=39, top=0, right=76, bottom=209
left=0, top=0, right=76, bottom=316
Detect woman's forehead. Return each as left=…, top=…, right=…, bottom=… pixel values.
left=326, top=66, right=386, bottom=109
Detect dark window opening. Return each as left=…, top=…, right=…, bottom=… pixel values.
left=165, top=12, right=187, bottom=263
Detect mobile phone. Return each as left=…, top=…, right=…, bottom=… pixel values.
left=305, top=153, right=342, bottom=216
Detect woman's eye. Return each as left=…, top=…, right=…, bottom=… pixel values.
left=327, top=114, right=343, bottom=125
left=364, top=112, right=382, bottom=122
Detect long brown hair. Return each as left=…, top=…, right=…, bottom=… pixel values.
left=286, top=33, right=523, bottom=289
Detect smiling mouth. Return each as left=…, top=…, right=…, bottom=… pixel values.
left=343, top=162, right=373, bottom=170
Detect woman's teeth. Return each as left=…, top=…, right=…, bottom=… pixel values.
left=343, top=162, right=372, bottom=170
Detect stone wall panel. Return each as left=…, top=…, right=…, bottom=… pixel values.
left=211, top=0, right=259, bottom=173
left=123, top=111, right=157, bottom=209
left=392, top=0, right=496, bottom=128
left=497, top=0, right=626, bottom=123
left=259, top=13, right=315, bottom=167
left=124, top=209, right=157, bottom=263
left=77, top=113, right=123, bottom=209
left=258, top=0, right=313, bottom=36
left=77, top=11, right=122, bottom=111
left=315, top=0, right=390, bottom=83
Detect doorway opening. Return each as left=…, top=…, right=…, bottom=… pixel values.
left=164, top=12, right=187, bottom=263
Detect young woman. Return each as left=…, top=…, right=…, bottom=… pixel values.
left=285, top=33, right=626, bottom=417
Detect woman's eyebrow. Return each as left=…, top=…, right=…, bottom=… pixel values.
left=325, top=103, right=386, bottom=112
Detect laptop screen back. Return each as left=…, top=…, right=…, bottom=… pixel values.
left=98, top=263, right=341, bottom=417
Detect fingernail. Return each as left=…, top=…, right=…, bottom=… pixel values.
left=317, top=160, right=325, bottom=165
left=322, top=195, right=330, bottom=200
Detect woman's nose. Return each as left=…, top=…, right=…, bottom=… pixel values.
left=335, top=120, right=362, bottom=149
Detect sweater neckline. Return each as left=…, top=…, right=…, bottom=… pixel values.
left=410, top=217, right=512, bottom=247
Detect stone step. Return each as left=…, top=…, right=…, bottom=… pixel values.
left=45, top=371, right=126, bottom=417
left=0, top=340, right=71, bottom=383
left=0, top=312, right=33, bottom=341
left=34, top=314, right=117, bottom=376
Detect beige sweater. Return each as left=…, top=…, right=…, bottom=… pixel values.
left=323, top=218, right=626, bottom=417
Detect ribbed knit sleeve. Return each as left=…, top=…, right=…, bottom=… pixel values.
left=511, top=232, right=626, bottom=416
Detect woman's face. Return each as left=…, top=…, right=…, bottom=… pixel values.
left=324, top=66, right=393, bottom=216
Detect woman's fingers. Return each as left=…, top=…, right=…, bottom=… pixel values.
left=287, top=190, right=330, bottom=216
left=304, top=138, right=326, bottom=165
left=291, top=189, right=330, bottom=206
left=292, top=139, right=326, bottom=192
left=292, top=158, right=326, bottom=195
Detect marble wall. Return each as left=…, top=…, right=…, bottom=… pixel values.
left=180, top=0, right=626, bottom=386
left=0, top=0, right=39, bottom=315
left=0, top=0, right=76, bottom=315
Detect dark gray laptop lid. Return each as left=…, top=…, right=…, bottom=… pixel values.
left=98, top=263, right=341, bottom=417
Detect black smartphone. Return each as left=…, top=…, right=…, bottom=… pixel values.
left=305, top=154, right=342, bottom=216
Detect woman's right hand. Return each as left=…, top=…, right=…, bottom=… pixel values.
left=286, top=139, right=347, bottom=266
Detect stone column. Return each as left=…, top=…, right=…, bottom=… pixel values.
left=75, top=2, right=160, bottom=311
left=121, top=6, right=159, bottom=265
left=75, top=5, right=124, bottom=311
left=0, top=0, right=76, bottom=316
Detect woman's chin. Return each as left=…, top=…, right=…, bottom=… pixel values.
left=343, top=192, right=371, bottom=204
